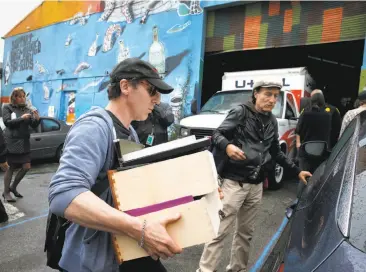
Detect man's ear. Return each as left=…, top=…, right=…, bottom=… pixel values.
left=119, top=79, right=130, bottom=96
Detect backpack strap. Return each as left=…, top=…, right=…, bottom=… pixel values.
left=90, top=110, right=118, bottom=197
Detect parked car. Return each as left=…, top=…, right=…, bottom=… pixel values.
left=0, top=116, right=70, bottom=161
left=267, top=111, right=366, bottom=272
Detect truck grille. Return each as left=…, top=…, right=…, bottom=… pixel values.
left=190, top=129, right=214, bottom=139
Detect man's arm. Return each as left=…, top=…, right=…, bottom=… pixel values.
left=296, top=135, right=301, bottom=149
left=212, top=106, right=246, bottom=160
left=3, top=105, right=24, bottom=129
left=212, top=106, right=242, bottom=151
left=154, top=103, right=175, bottom=128
left=48, top=118, right=181, bottom=259
left=48, top=118, right=127, bottom=227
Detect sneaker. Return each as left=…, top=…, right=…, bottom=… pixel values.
left=0, top=213, right=8, bottom=223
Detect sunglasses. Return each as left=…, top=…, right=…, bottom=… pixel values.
left=111, top=78, right=159, bottom=97
left=138, top=80, right=158, bottom=97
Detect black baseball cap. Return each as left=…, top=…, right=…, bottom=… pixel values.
left=109, top=58, right=174, bottom=94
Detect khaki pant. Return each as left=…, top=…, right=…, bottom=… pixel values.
left=198, top=179, right=263, bottom=272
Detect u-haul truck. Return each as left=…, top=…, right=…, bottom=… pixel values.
left=179, top=67, right=315, bottom=190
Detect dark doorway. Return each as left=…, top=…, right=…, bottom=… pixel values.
left=202, top=40, right=365, bottom=116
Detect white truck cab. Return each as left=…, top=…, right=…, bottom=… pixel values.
left=179, top=67, right=315, bottom=189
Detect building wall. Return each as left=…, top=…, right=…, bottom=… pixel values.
left=205, top=1, right=366, bottom=52
left=3, top=1, right=103, bottom=38
left=2, top=0, right=230, bottom=136
left=2, top=0, right=365, bottom=129
left=360, top=38, right=366, bottom=92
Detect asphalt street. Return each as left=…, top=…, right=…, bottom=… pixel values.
left=0, top=162, right=298, bottom=272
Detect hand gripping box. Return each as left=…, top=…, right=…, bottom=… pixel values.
left=108, top=150, right=222, bottom=263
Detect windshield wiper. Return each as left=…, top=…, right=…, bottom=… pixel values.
left=201, top=110, right=222, bottom=113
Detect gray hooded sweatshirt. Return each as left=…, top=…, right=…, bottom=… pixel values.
left=48, top=107, right=139, bottom=272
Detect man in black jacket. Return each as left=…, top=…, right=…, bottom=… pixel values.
left=307, top=89, right=341, bottom=149
left=132, top=102, right=174, bottom=146
left=197, top=80, right=312, bottom=272
left=296, top=92, right=332, bottom=173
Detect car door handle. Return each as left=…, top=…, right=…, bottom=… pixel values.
left=35, top=138, right=41, bottom=141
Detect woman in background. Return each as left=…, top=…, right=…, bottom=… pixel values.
left=2, top=87, right=40, bottom=202
left=0, top=126, right=9, bottom=223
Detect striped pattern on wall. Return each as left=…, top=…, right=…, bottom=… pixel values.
left=205, top=1, right=366, bottom=52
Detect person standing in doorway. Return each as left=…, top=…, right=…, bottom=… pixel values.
left=197, top=79, right=312, bottom=272
left=2, top=87, right=40, bottom=202
left=132, top=102, right=174, bottom=146
left=295, top=92, right=332, bottom=173
left=310, top=89, right=341, bottom=149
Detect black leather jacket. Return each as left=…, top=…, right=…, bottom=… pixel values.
left=3, top=104, right=40, bottom=154
left=212, top=102, right=300, bottom=184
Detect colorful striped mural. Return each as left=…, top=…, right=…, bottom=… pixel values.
left=360, top=70, right=366, bottom=92
left=4, top=1, right=103, bottom=38
left=205, top=1, right=366, bottom=52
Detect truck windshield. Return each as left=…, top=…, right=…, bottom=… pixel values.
left=201, top=90, right=283, bottom=118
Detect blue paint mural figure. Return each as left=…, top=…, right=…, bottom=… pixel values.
left=149, top=25, right=166, bottom=78
left=102, top=24, right=123, bottom=52
left=73, top=62, right=91, bottom=75
left=117, top=40, right=130, bottom=63
left=1, top=0, right=207, bottom=130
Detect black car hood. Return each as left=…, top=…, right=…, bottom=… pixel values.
left=315, top=241, right=366, bottom=271
left=284, top=161, right=346, bottom=272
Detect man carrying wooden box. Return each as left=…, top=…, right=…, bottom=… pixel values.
left=48, top=58, right=183, bottom=272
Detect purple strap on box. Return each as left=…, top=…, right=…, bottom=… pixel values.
left=124, top=195, right=194, bottom=217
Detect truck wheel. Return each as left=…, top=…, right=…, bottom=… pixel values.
left=268, top=164, right=284, bottom=190
left=56, top=145, right=64, bottom=162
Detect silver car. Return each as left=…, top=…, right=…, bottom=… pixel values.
left=0, top=117, right=70, bottom=161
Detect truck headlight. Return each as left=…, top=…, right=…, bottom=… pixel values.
left=180, top=128, right=189, bottom=137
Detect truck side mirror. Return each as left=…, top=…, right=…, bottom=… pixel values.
left=191, top=99, right=198, bottom=115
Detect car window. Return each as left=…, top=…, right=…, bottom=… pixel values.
left=298, top=119, right=357, bottom=209
left=325, top=119, right=357, bottom=171
left=201, top=91, right=252, bottom=113
left=349, top=134, right=366, bottom=253
left=285, top=101, right=295, bottom=119
left=42, top=119, right=60, bottom=133
left=286, top=93, right=297, bottom=117
left=336, top=118, right=360, bottom=238
left=200, top=91, right=283, bottom=118
left=272, top=92, right=283, bottom=118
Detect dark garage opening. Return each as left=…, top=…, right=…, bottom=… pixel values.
left=201, top=40, right=365, bottom=116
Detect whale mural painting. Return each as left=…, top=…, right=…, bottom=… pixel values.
left=1, top=0, right=206, bottom=134
left=102, top=24, right=123, bottom=52
left=74, top=62, right=91, bottom=75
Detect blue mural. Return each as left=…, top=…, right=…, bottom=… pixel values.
left=1, top=0, right=212, bottom=129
